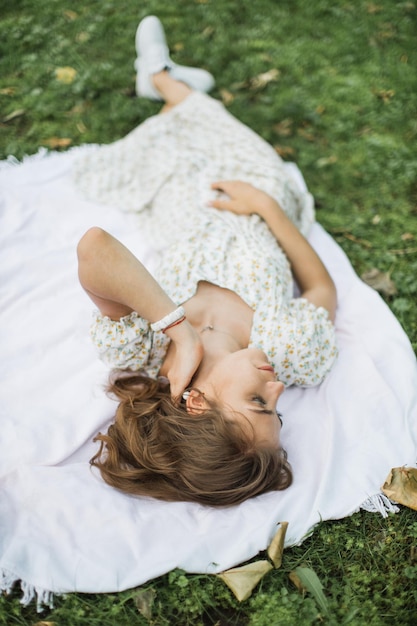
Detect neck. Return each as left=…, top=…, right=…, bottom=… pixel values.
left=191, top=328, right=239, bottom=386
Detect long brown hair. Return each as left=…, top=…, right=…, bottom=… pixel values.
left=91, top=373, right=292, bottom=506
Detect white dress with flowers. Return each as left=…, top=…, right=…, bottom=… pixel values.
left=75, top=93, right=337, bottom=387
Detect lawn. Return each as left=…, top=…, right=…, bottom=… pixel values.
left=1, top=0, right=416, bottom=624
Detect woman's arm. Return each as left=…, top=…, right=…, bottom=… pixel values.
left=77, top=227, right=203, bottom=399
left=209, top=181, right=337, bottom=322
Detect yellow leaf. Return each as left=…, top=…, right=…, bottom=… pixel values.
left=218, top=560, right=273, bottom=601
left=63, top=9, right=78, bottom=20
left=43, top=137, right=72, bottom=149
left=0, top=87, right=16, bottom=95
left=250, top=68, right=280, bottom=90
left=55, top=66, right=77, bottom=84
left=267, top=521, right=288, bottom=568
left=381, top=467, right=417, bottom=511
left=220, top=89, right=235, bottom=105
left=274, top=145, right=295, bottom=158
left=316, top=155, right=338, bottom=167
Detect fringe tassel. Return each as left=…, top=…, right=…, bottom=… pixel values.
left=1, top=568, right=55, bottom=612
left=360, top=492, right=399, bottom=517
left=0, top=144, right=99, bottom=172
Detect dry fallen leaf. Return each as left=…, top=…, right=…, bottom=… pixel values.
left=218, top=560, right=273, bottom=601
left=274, top=145, right=295, bottom=158
left=361, top=268, right=397, bottom=296
left=374, top=88, right=395, bottom=103
left=133, top=587, right=156, bottom=619
left=220, top=89, right=235, bottom=105
left=273, top=119, right=293, bottom=137
left=401, top=232, right=415, bottom=241
left=0, top=87, right=16, bottom=96
left=367, top=3, right=382, bottom=13
left=381, top=467, right=417, bottom=511
left=250, top=68, right=280, bottom=90
left=316, top=155, right=338, bottom=167
left=267, top=521, right=288, bottom=568
left=55, top=66, right=77, bottom=84
left=63, top=9, right=78, bottom=20
left=43, top=137, right=72, bottom=149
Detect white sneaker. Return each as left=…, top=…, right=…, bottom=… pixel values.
left=134, top=16, right=215, bottom=100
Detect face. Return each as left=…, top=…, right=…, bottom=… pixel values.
left=195, top=348, right=285, bottom=447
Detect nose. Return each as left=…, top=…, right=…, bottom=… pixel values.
left=266, top=381, right=285, bottom=402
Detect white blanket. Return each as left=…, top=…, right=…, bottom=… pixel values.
left=1, top=147, right=416, bottom=607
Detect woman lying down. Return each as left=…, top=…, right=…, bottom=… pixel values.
left=76, top=16, right=338, bottom=507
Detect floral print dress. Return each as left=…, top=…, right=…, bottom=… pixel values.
left=75, top=93, right=337, bottom=387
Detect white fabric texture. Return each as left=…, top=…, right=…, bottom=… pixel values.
left=1, top=109, right=417, bottom=607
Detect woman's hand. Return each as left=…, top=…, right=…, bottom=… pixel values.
left=163, top=321, right=204, bottom=403
left=209, top=180, right=279, bottom=218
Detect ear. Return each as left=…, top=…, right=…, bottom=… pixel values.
left=185, top=389, right=208, bottom=415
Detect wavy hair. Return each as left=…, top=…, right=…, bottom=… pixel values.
left=90, top=373, right=292, bottom=506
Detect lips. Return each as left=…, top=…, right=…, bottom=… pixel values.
left=258, top=365, right=275, bottom=372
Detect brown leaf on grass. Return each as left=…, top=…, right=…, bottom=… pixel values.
left=43, top=137, right=72, bottom=149
left=297, top=127, right=315, bottom=142
left=267, top=521, right=288, bottom=568
left=0, top=87, right=16, bottom=96
left=250, top=68, right=280, bottom=90
left=367, top=3, right=382, bottom=13
left=381, top=467, right=417, bottom=511
left=361, top=268, right=397, bottom=296
left=316, top=155, right=338, bottom=167
left=133, top=587, right=156, bottom=619
left=274, top=145, right=295, bottom=158
left=63, top=9, right=78, bottom=20
left=55, top=66, right=77, bottom=84
left=401, top=232, right=415, bottom=241
left=273, top=119, right=293, bottom=137
left=218, top=560, right=273, bottom=601
left=374, top=88, right=395, bottom=103
left=220, top=89, right=235, bottom=105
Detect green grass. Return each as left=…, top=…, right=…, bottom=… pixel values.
left=1, top=0, right=416, bottom=624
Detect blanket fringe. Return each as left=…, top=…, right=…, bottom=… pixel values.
left=1, top=568, right=54, bottom=612
left=0, top=144, right=99, bottom=171
left=360, top=492, right=399, bottom=517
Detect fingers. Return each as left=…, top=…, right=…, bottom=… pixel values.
left=209, top=198, right=234, bottom=211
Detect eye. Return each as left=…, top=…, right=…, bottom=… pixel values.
left=252, top=395, right=266, bottom=406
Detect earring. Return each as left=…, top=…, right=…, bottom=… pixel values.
left=182, top=391, right=191, bottom=401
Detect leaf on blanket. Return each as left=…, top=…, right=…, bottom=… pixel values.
left=361, top=267, right=397, bottom=296
left=133, top=587, right=156, bottom=619
left=289, top=566, right=329, bottom=616
left=381, top=466, right=417, bottom=511
left=218, top=560, right=273, bottom=601
left=267, top=521, right=288, bottom=568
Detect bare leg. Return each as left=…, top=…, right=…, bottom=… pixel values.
left=152, top=70, right=193, bottom=113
